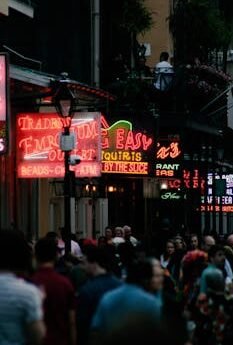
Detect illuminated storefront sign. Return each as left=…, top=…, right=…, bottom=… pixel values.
left=157, top=141, right=181, bottom=160
left=101, top=118, right=183, bottom=176
left=155, top=163, right=180, bottom=177
left=161, top=191, right=181, bottom=200
left=200, top=173, right=233, bottom=212
left=101, top=117, right=153, bottom=175
left=17, top=113, right=101, bottom=178
left=200, top=205, right=233, bottom=213
left=166, top=169, right=205, bottom=189
left=0, top=53, right=8, bottom=154
left=155, top=138, right=182, bottom=178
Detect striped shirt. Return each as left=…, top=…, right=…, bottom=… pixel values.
left=0, top=273, right=43, bottom=345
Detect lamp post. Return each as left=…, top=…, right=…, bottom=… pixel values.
left=54, top=73, right=76, bottom=255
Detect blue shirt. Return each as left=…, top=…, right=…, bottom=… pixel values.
left=77, top=273, right=122, bottom=345
left=200, top=264, right=224, bottom=294
left=91, top=283, right=160, bottom=331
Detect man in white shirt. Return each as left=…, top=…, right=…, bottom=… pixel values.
left=58, top=227, right=82, bottom=258
left=154, top=52, right=174, bottom=91
left=0, top=230, right=45, bottom=345
left=123, top=225, right=138, bottom=247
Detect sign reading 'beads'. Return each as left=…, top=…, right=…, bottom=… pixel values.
left=17, top=112, right=101, bottom=178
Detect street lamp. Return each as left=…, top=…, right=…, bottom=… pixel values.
left=54, top=73, right=77, bottom=255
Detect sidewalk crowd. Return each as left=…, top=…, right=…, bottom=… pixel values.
left=1, top=224, right=233, bottom=345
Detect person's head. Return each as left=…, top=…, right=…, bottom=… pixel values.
left=174, top=236, right=186, bottom=250
left=227, top=234, right=233, bottom=248
left=165, top=240, right=175, bottom=256
left=160, top=52, right=169, bottom=62
left=190, top=234, right=199, bottom=250
left=208, top=245, right=225, bottom=269
left=205, top=269, right=225, bottom=296
left=224, top=245, right=233, bottom=261
left=202, top=235, right=216, bottom=252
left=123, top=225, right=132, bottom=240
left=105, top=227, right=113, bottom=240
left=34, top=237, right=58, bottom=264
left=80, top=244, right=109, bottom=276
left=150, top=259, right=164, bottom=292
left=45, top=231, right=59, bottom=245
left=127, top=258, right=164, bottom=292
left=0, top=230, right=32, bottom=272
left=114, top=226, right=124, bottom=238
left=182, top=250, right=208, bottom=283
left=98, top=236, right=107, bottom=247
left=58, top=226, right=66, bottom=240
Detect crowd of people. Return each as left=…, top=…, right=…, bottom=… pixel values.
left=1, top=225, right=233, bottom=345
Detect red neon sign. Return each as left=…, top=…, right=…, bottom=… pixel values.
left=17, top=113, right=101, bottom=178
left=0, top=53, right=8, bottom=154
left=165, top=170, right=205, bottom=190
left=200, top=205, right=233, bottom=213
left=156, top=142, right=181, bottom=160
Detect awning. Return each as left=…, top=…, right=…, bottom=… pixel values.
left=10, top=64, right=116, bottom=107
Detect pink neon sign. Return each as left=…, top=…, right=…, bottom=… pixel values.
left=17, top=113, right=101, bottom=178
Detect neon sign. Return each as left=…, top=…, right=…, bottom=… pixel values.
left=154, top=138, right=182, bottom=178
left=156, top=142, right=181, bottom=160
left=0, top=53, right=8, bottom=154
left=101, top=117, right=153, bottom=175
left=161, top=192, right=181, bottom=200
left=155, top=163, right=180, bottom=177
left=200, top=174, right=233, bottom=212
left=200, top=205, right=233, bottom=213
left=162, top=169, right=205, bottom=190
left=17, top=113, right=101, bottom=178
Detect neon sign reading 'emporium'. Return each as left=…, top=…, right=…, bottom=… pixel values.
left=17, top=113, right=101, bottom=178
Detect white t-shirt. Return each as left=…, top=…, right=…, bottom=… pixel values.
left=0, top=273, right=43, bottom=345
left=58, top=239, right=82, bottom=257
left=112, top=237, right=125, bottom=247
left=154, top=61, right=174, bottom=91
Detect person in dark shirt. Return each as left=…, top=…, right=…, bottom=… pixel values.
left=31, top=237, right=76, bottom=345
left=76, top=245, right=122, bottom=345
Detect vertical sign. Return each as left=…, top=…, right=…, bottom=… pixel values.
left=0, top=53, right=8, bottom=154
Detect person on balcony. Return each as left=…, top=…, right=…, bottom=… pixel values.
left=154, top=52, right=174, bottom=92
